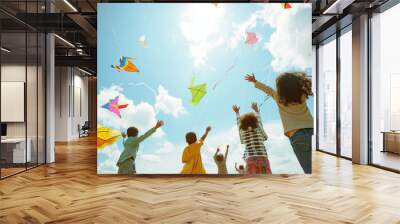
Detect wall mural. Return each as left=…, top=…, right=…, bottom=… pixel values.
left=97, top=3, right=313, bottom=175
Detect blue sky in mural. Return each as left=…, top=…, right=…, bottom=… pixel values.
left=97, top=3, right=313, bottom=174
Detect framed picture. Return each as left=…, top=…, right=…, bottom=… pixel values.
left=97, top=3, right=313, bottom=175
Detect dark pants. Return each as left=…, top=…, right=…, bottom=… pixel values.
left=289, top=128, right=313, bottom=174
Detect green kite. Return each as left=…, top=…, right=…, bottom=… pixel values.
left=188, top=77, right=207, bottom=105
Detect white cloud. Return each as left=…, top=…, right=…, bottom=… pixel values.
left=98, top=159, right=118, bottom=174
left=135, top=143, right=184, bottom=174
left=98, top=85, right=158, bottom=131
left=155, top=141, right=175, bottom=154
left=155, top=85, right=186, bottom=118
left=262, top=4, right=312, bottom=72
left=139, top=154, right=161, bottom=162
left=180, top=4, right=225, bottom=67
left=229, top=4, right=311, bottom=72
left=97, top=139, right=180, bottom=174
left=98, top=144, right=122, bottom=174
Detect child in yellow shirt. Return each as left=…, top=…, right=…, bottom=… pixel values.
left=180, top=126, right=211, bottom=174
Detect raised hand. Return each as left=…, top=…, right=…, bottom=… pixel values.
left=232, top=105, right=240, bottom=114
left=121, top=132, right=127, bottom=138
left=245, top=73, right=257, bottom=83
left=201, top=126, right=212, bottom=142
left=251, top=102, right=259, bottom=113
left=155, top=120, right=164, bottom=129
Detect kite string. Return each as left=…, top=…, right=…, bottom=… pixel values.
left=128, top=82, right=157, bottom=97
left=258, top=66, right=273, bottom=109
left=259, top=96, right=271, bottom=108
left=212, top=53, right=239, bottom=90
left=111, top=28, right=123, bottom=57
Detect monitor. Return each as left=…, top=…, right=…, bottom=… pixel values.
left=1, top=123, right=7, bottom=137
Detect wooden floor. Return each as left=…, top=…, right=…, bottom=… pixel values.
left=0, top=167, right=26, bottom=178
left=373, top=151, right=400, bottom=171
left=1, top=136, right=400, bottom=224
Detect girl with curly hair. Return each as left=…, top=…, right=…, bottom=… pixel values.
left=245, top=72, right=313, bottom=174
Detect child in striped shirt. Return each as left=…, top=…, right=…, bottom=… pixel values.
left=232, top=103, right=271, bottom=174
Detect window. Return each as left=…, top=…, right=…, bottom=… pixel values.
left=0, top=1, right=47, bottom=179
left=339, top=29, right=352, bottom=158
left=370, top=3, right=400, bottom=171
left=317, top=37, right=337, bottom=154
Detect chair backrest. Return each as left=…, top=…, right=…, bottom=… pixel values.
left=82, top=121, right=90, bottom=129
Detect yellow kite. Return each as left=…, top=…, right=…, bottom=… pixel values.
left=97, top=124, right=121, bottom=150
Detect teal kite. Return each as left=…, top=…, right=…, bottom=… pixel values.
left=188, top=77, right=207, bottom=105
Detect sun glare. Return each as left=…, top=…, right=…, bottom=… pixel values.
left=180, top=4, right=225, bottom=42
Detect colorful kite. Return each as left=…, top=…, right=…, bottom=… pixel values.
left=102, top=96, right=128, bottom=118
left=111, top=56, right=140, bottom=72
left=188, top=77, right=207, bottom=106
left=97, top=124, right=121, bottom=150
left=138, top=35, right=148, bottom=48
left=245, top=32, right=258, bottom=45
left=282, top=3, right=292, bottom=9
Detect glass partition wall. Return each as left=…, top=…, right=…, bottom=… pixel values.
left=370, top=3, right=400, bottom=172
left=339, top=28, right=353, bottom=159
left=0, top=2, right=46, bottom=179
left=317, top=36, right=337, bottom=155
left=316, top=27, right=353, bottom=159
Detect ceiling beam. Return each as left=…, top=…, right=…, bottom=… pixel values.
left=55, top=55, right=96, bottom=72
left=323, top=0, right=356, bottom=14
left=67, top=13, right=97, bottom=39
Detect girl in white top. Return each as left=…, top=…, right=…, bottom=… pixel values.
left=245, top=72, right=313, bottom=174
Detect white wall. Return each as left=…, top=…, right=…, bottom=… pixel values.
left=1, top=65, right=26, bottom=139
left=55, top=67, right=69, bottom=141
left=1, top=63, right=46, bottom=164
left=54, top=67, right=89, bottom=141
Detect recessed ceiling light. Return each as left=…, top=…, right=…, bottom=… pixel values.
left=54, top=34, right=75, bottom=48
left=63, top=0, right=78, bottom=12
left=78, top=67, right=93, bottom=76
left=322, top=0, right=354, bottom=15
left=1, top=47, right=11, bottom=53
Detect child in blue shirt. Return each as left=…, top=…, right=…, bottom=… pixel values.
left=117, top=120, right=164, bottom=174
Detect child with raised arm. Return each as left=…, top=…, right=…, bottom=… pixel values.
left=117, top=120, right=164, bottom=174
left=233, top=103, right=271, bottom=175
left=245, top=72, right=313, bottom=173
left=235, top=163, right=246, bottom=174
left=213, top=145, right=229, bottom=175
left=181, top=126, right=211, bottom=174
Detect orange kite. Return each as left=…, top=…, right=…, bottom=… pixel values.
left=111, top=56, right=139, bottom=72
left=282, top=3, right=292, bottom=9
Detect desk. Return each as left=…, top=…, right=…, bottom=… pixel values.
left=382, top=131, right=400, bottom=154
left=1, top=138, right=31, bottom=163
